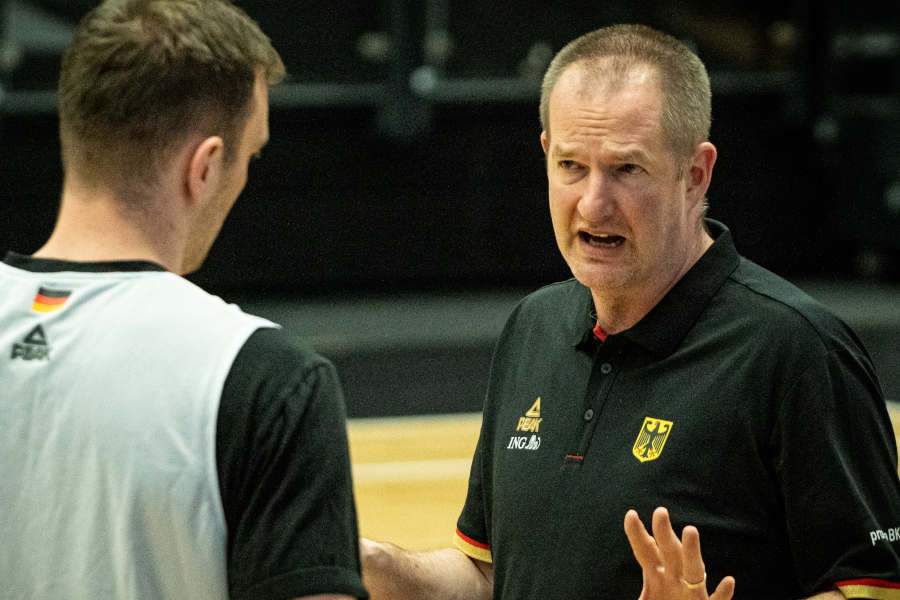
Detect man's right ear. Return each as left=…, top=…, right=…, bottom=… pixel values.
left=185, top=136, right=225, bottom=207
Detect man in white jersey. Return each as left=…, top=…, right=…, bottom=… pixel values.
left=0, top=1, right=366, bottom=598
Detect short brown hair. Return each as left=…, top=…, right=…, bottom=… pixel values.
left=58, top=0, right=285, bottom=195
left=540, top=24, right=711, bottom=169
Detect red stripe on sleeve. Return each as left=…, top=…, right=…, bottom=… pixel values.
left=838, top=578, right=900, bottom=589
left=456, top=528, right=489, bottom=550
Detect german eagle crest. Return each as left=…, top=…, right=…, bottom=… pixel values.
left=632, top=417, right=673, bottom=462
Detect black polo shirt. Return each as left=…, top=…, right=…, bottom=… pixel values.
left=456, top=220, right=900, bottom=599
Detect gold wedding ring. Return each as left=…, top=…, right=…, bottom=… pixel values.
left=682, top=572, right=707, bottom=590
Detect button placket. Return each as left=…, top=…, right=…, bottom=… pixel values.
left=565, top=344, right=624, bottom=469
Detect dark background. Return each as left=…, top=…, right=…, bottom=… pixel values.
left=2, top=1, right=899, bottom=416
left=2, top=0, right=900, bottom=293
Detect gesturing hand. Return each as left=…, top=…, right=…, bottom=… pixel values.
left=624, top=507, right=736, bottom=600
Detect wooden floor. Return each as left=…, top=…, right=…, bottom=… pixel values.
left=348, top=405, right=900, bottom=551
left=348, top=412, right=482, bottom=550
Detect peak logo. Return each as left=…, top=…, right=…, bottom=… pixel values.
left=507, top=397, right=544, bottom=451
left=11, top=325, right=51, bottom=361
left=516, top=397, right=543, bottom=432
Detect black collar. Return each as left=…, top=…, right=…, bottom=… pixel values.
left=3, top=251, right=168, bottom=273
left=573, top=219, right=741, bottom=356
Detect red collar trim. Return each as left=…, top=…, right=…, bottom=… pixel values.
left=592, top=323, right=608, bottom=342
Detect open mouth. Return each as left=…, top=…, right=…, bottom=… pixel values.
left=580, top=232, right=625, bottom=248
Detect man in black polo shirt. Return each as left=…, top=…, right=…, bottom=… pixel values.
left=361, top=24, right=900, bottom=600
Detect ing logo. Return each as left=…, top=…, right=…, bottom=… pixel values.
left=632, top=417, right=673, bottom=462
left=506, top=397, right=543, bottom=452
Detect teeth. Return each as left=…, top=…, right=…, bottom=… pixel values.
left=583, top=232, right=624, bottom=247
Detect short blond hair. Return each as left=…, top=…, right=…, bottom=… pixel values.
left=540, top=24, right=711, bottom=171
left=58, top=0, right=285, bottom=196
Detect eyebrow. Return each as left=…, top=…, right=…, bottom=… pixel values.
left=550, top=144, right=650, bottom=165
left=612, top=149, right=651, bottom=164
left=549, top=145, right=578, bottom=160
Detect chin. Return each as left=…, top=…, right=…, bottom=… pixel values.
left=571, top=264, right=633, bottom=293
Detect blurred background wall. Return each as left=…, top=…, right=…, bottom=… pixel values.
left=2, top=1, right=899, bottom=416
left=3, top=0, right=900, bottom=288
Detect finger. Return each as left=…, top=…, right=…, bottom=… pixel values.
left=651, top=507, right=683, bottom=577
left=680, top=525, right=707, bottom=590
left=624, top=509, right=661, bottom=570
left=709, top=576, right=736, bottom=600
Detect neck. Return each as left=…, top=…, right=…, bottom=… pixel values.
left=591, top=230, right=713, bottom=334
left=34, top=178, right=186, bottom=273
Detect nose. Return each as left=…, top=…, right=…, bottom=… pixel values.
left=577, top=170, right=616, bottom=222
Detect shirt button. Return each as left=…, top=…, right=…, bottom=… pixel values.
left=600, top=363, right=613, bottom=374
left=584, top=408, right=594, bottom=421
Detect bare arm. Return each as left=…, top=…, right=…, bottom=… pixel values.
left=360, top=538, right=492, bottom=600
left=363, top=509, right=845, bottom=600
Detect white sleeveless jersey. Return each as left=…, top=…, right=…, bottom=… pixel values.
left=0, top=261, right=275, bottom=599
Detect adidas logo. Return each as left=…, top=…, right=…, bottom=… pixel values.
left=11, top=325, right=51, bottom=361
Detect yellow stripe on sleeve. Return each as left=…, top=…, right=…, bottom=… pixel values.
left=838, top=584, right=900, bottom=600
left=453, top=529, right=492, bottom=563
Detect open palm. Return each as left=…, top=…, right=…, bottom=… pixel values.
left=625, top=507, right=735, bottom=600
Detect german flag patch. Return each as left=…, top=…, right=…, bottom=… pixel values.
left=32, top=287, right=71, bottom=313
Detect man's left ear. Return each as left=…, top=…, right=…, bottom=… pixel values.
left=686, top=141, right=717, bottom=203
left=186, top=136, right=225, bottom=206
